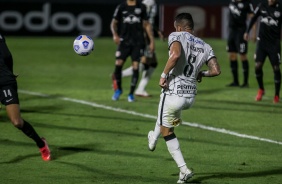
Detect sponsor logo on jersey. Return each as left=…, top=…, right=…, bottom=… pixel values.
left=190, top=45, right=204, bottom=53
left=177, top=85, right=196, bottom=90
left=187, top=36, right=204, bottom=46
left=6, top=98, right=13, bottom=103
left=261, top=17, right=278, bottom=26
left=123, top=15, right=141, bottom=24
left=177, top=90, right=197, bottom=95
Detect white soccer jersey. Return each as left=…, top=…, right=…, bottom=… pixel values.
left=165, top=31, right=216, bottom=97
left=142, top=0, right=157, bottom=25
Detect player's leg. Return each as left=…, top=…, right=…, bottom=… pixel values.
left=254, top=41, right=267, bottom=101
left=127, top=60, right=139, bottom=102
left=148, top=122, right=160, bottom=151
left=161, top=125, right=193, bottom=183
left=150, top=94, right=194, bottom=183
left=113, top=59, right=125, bottom=90
left=240, top=54, right=249, bottom=88
left=227, top=52, right=239, bottom=86
left=128, top=45, right=143, bottom=102
left=255, top=61, right=265, bottom=101
left=268, top=42, right=281, bottom=103
left=226, top=30, right=239, bottom=87
left=1, top=84, right=51, bottom=161
left=239, top=33, right=249, bottom=88
left=121, top=58, right=146, bottom=77
left=112, top=58, right=125, bottom=100
left=135, top=52, right=158, bottom=97
left=148, top=92, right=164, bottom=151
left=272, top=65, right=281, bottom=103
left=112, top=44, right=129, bottom=100
left=122, top=66, right=133, bottom=77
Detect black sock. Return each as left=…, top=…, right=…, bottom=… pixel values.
left=130, top=69, right=139, bottom=94
left=255, top=68, right=264, bottom=90
left=143, top=63, right=149, bottom=70
left=114, top=65, right=122, bottom=91
left=19, top=120, right=44, bottom=148
left=274, top=69, right=281, bottom=96
left=230, top=60, right=239, bottom=84
left=163, top=133, right=176, bottom=141
left=242, top=60, right=249, bottom=84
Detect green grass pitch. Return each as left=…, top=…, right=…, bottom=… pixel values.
left=0, top=37, right=281, bottom=184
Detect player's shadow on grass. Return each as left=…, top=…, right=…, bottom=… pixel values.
left=51, top=145, right=93, bottom=160
left=0, top=139, right=43, bottom=164
left=195, top=99, right=282, bottom=114
left=52, top=143, right=166, bottom=161
left=0, top=153, right=40, bottom=164
left=0, top=139, right=94, bottom=163
left=0, top=139, right=164, bottom=163
left=30, top=121, right=150, bottom=139
left=189, top=168, right=282, bottom=183
left=55, top=160, right=171, bottom=183
left=21, top=107, right=147, bottom=123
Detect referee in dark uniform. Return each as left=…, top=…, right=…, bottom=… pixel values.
left=244, top=0, right=282, bottom=103
left=0, top=34, right=51, bottom=161
left=111, top=0, right=154, bottom=102
left=226, top=0, right=255, bottom=88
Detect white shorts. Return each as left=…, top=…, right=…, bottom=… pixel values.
left=156, top=93, right=195, bottom=128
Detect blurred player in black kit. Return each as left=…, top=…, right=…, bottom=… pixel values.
left=111, top=0, right=155, bottom=102
left=0, top=33, right=51, bottom=161
left=226, top=0, right=255, bottom=88
left=244, top=0, right=281, bottom=103
left=122, top=0, right=164, bottom=97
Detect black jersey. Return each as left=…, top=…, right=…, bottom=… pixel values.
left=248, top=2, right=282, bottom=42
left=113, top=2, right=148, bottom=45
left=228, top=0, right=254, bottom=29
left=0, top=33, right=16, bottom=86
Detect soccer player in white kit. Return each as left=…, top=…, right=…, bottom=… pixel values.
left=147, top=13, right=221, bottom=183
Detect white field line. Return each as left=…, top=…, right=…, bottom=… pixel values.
left=19, top=90, right=282, bottom=146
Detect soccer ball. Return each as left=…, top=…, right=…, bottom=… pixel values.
left=73, top=35, right=94, bottom=56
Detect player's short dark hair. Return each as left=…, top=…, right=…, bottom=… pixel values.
left=175, top=13, right=194, bottom=30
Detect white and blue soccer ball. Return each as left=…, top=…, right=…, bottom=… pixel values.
left=73, top=35, right=94, bottom=56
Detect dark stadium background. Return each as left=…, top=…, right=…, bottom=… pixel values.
left=0, top=0, right=263, bottom=38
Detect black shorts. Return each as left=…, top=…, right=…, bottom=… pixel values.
left=0, top=83, right=20, bottom=105
left=115, top=42, right=144, bottom=62
left=227, top=28, right=248, bottom=54
left=255, top=39, right=281, bottom=65
left=144, top=49, right=158, bottom=68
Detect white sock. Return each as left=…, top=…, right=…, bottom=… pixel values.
left=180, top=165, right=190, bottom=174
left=136, top=67, right=155, bottom=92
left=166, top=136, right=186, bottom=169
left=122, top=66, right=133, bottom=77
left=122, top=63, right=145, bottom=78
left=152, top=122, right=161, bottom=140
